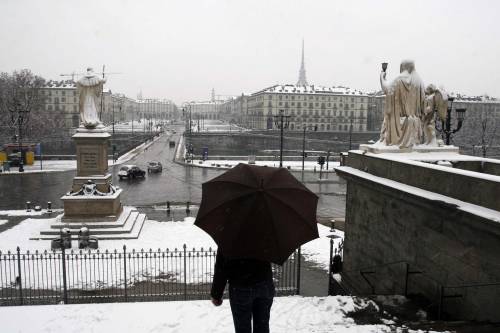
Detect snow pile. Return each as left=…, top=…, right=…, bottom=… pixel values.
left=191, top=159, right=340, bottom=172
left=0, top=296, right=444, bottom=333
left=0, top=219, right=8, bottom=226
left=301, top=223, right=344, bottom=271
left=0, top=209, right=62, bottom=217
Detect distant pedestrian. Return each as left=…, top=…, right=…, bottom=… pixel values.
left=211, top=249, right=275, bottom=333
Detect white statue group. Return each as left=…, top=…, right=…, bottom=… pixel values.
left=378, top=60, right=448, bottom=148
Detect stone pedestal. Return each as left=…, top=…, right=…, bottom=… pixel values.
left=359, top=143, right=459, bottom=154
left=61, top=189, right=123, bottom=219
left=61, top=128, right=122, bottom=220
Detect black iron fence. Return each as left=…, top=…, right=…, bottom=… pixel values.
left=0, top=245, right=300, bottom=306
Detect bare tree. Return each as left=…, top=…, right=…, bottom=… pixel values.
left=471, top=107, right=498, bottom=157
left=0, top=69, right=65, bottom=143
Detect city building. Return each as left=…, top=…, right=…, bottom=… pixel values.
left=183, top=101, right=222, bottom=121
left=42, top=80, right=178, bottom=134
left=246, top=84, right=368, bottom=132
left=452, top=94, right=500, bottom=156
left=367, top=93, right=385, bottom=132
left=219, top=41, right=369, bottom=132
left=136, top=98, right=177, bottom=123
left=41, top=80, right=80, bottom=132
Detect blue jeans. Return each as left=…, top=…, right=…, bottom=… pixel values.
left=229, top=280, right=275, bottom=333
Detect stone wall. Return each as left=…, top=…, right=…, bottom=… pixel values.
left=346, top=152, right=500, bottom=211
left=336, top=153, right=500, bottom=321
left=32, top=132, right=156, bottom=157
left=185, top=131, right=379, bottom=157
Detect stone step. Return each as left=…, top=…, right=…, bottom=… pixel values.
left=40, top=211, right=140, bottom=236
left=95, top=214, right=146, bottom=240
left=50, top=206, right=135, bottom=229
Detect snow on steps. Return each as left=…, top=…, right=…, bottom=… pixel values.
left=32, top=208, right=147, bottom=240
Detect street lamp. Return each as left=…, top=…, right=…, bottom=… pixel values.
left=273, top=109, right=290, bottom=168
left=348, top=116, right=354, bottom=150
left=10, top=100, right=30, bottom=172
left=439, top=97, right=467, bottom=145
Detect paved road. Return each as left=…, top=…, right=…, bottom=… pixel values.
left=0, top=125, right=346, bottom=218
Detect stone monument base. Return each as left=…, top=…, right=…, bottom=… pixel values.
left=71, top=174, right=113, bottom=193
left=61, top=189, right=123, bottom=221
left=359, top=143, right=459, bottom=154
left=73, top=130, right=111, bottom=177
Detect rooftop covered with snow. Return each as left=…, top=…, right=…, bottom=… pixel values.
left=252, top=84, right=368, bottom=96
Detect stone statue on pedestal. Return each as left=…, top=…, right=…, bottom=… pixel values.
left=360, top=60, right=458, bottom=154
left=423, top=84, right=448, bottom=145
left=77, top=68, right=106, bottom=129
left=379, top=60, right=426, bottom=148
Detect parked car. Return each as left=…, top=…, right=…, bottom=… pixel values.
left=8, top=152, right=22, bottom=166
left=118, top=165, right=146, bottom=180
left=147, top=161, right=163, bottom=173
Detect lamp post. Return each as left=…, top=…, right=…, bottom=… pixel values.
left=439, top=97, right=467, bottom=145
left=273, top=109, right=290, bottom=168
left=112, top=97, right=115, bottom=137
left=348, top=116, right=353, bottom=150
left=301, top=126, right=306, bottom=171
left=10, top=101, right=29, bottom=172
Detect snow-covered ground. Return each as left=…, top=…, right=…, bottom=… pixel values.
left=0, top=295, right=444, bottom=333
left=0, top=211, right=341, bottom=289
left=189, top=159, right=339, bottom=172
left=0, top=213, right=341, bottom=269
left=0, top=209, right=62, bottom=217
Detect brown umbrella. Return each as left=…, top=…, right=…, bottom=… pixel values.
left=194, top=163, right=319, bottom=265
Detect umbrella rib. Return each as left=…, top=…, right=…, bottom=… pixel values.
left=208, top=180, right=257, bottom=189
left=260, top=194, right=282, bottom=263
left=264, top=191, right=318, bottom=234
left=197, top=191, right=256, bottom=220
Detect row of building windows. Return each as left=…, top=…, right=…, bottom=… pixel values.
left=45, top=97, right=78, bottom=104
left=245, top=122, right=365, bottom=132
left=251, top=95, right=366, bottom=102
left=259, top=110, right=365, bottom=117
left=273, top=95, right=365, bottom=102
left=43, top=90, right=77, bottom=96
left=274, top=102, right=366, bottom=108
left=287, top=123, right=365, bottom=131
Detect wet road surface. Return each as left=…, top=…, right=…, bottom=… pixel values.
left=0, top=126, right=346, bottom=218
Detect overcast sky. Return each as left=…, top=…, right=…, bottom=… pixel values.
left=1, top=0, right=499, bottom=104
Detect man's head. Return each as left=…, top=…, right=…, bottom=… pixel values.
left=425, top=84, right=436, bottom=95
left=399, top=60, right=415, bottom=74
left=86, top=67, right=94, bottom=75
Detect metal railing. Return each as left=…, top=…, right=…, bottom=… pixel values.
left=0, top=245, right=300, bottom=306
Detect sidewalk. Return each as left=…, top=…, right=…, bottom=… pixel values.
left=188, top=158, right=340, bottom=171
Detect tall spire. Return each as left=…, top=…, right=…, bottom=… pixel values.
left=296, top=39, right=308, bottom=86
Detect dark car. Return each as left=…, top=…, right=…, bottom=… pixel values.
left=8, top=153, right=22, bottom=167
left=118, top=165, right=146, bottom=180
left=147, top=161, right=163, bottom=173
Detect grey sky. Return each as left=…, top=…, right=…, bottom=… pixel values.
left=1, top=0, right=499, bottom=104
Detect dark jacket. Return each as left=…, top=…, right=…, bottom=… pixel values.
left=210, top=249, right=273, bottom=300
